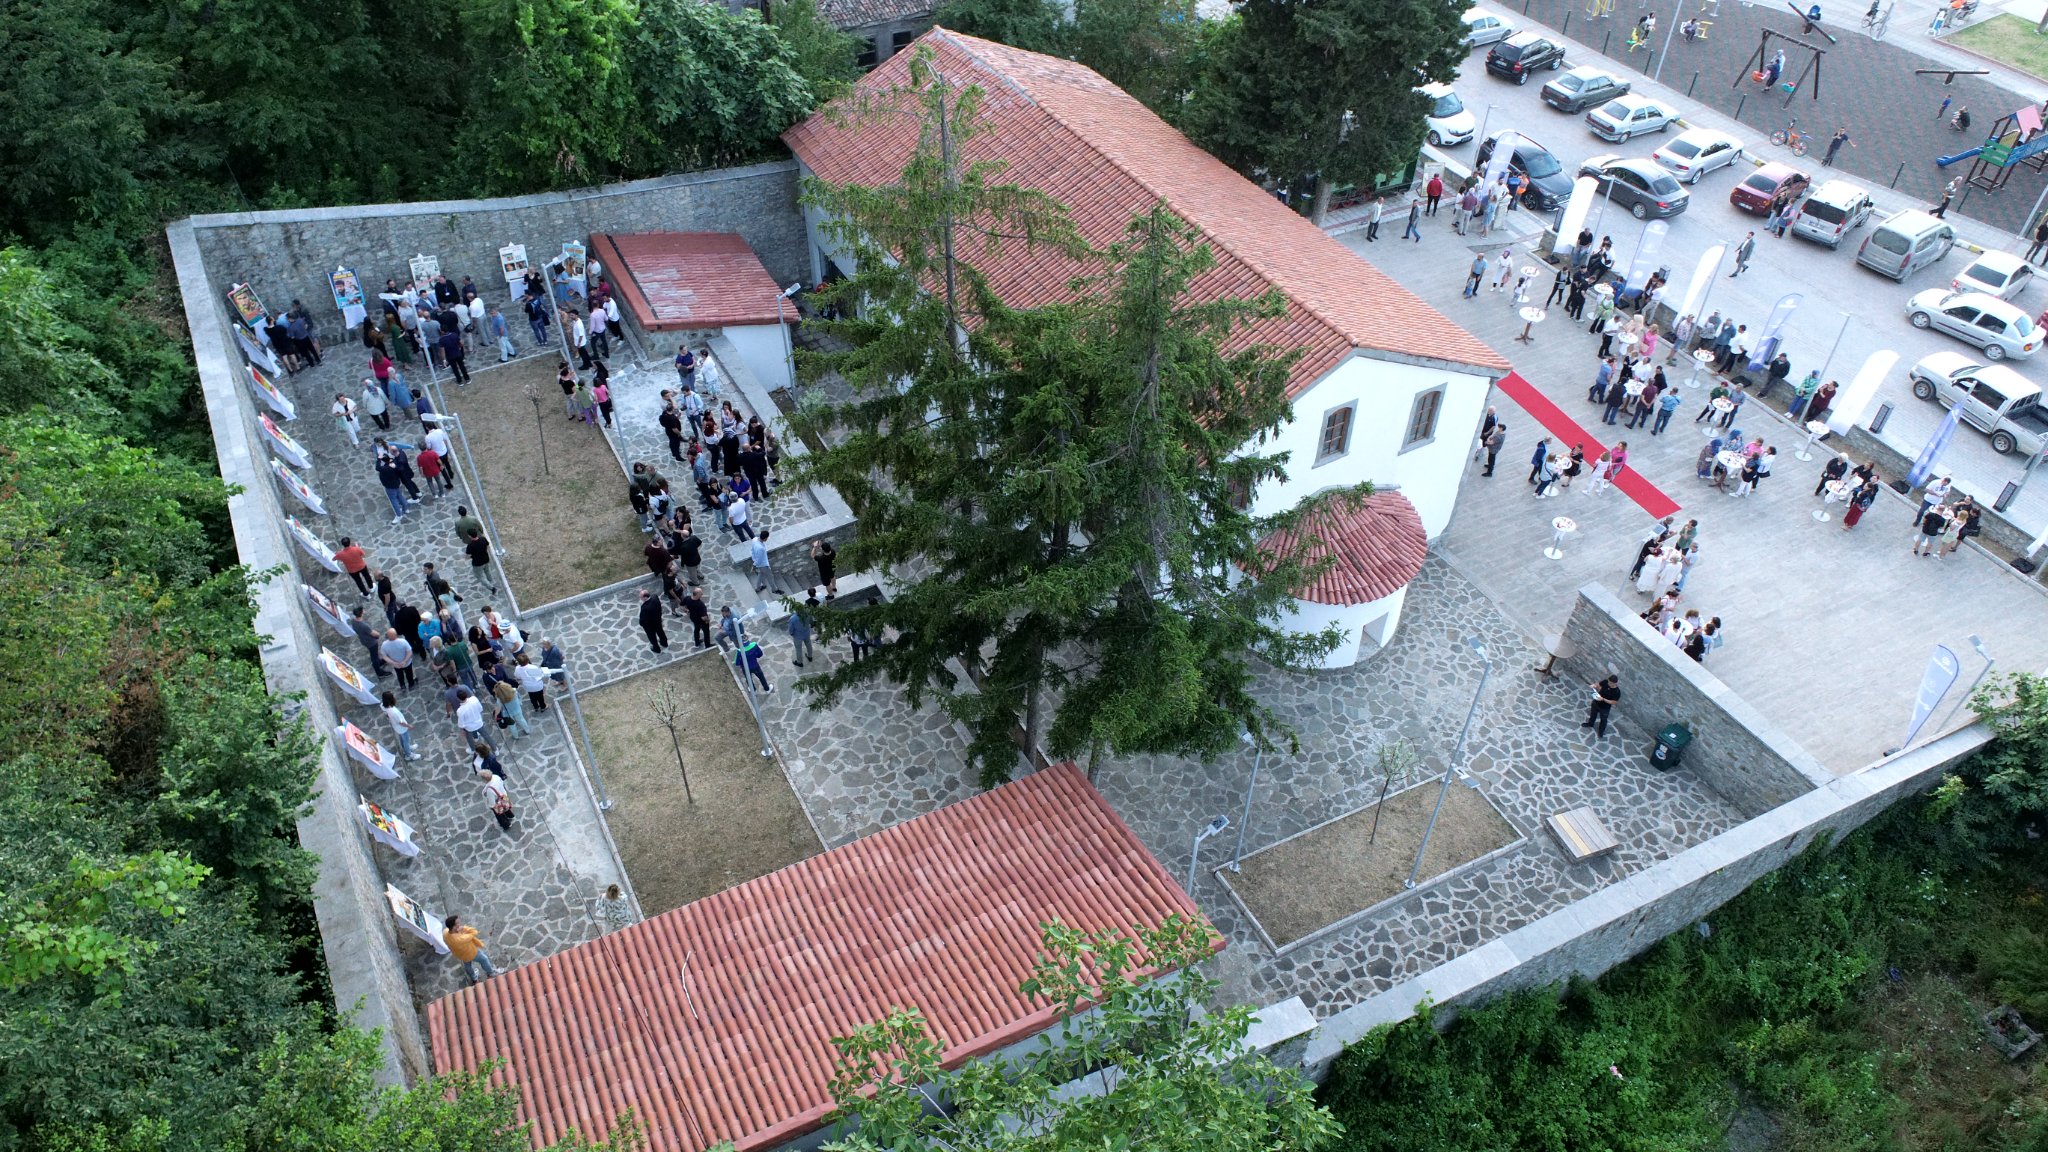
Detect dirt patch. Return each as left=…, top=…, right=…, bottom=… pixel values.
left=442, top=357, right=643, bottom=607
left=1223, top=780, right=1518, bottom=948
left=580, top=654, right=820, bottom=915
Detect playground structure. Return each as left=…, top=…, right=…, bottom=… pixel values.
left=1950, top=105, right=2048, bottom=195
left=1734, top=28, right=1827, bottom=106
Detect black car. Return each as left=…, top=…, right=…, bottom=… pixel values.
left=1474, top=132, right=1573, bottom=211
left=1577, top=154, right=1691, bottom=219
left=1485, top=32, right=1566, bottom=85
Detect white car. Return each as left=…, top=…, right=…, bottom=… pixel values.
left=1952, top=250, right=2037, bottom=302
left=1906, top=289, right=2041, bottom=361
left=1462, top=8, right=1515, bottom=47
left=1419, top=82, right=1476, bottom=147
left=1586, top=93, right=1676, bottom=142
left=1651, top=127, right=1744, bottom=184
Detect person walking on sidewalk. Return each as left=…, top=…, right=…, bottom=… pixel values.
left=1823, top=126, right=1854, bottom=167
left=441, top=915, right=500, bottom=984
left=1464, top=252, right=1487, bottom=298
left=1365, top=198, right=1383, bottom=242
left=2030, top=217, right=2048, bottom=265
left=1934, top=178, right=1959, bottom=219
left=1402, top=197, right=1423, bottom=242
left=1730, top=231, right=1756, bottom=277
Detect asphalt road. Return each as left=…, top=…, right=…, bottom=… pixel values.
left=1437, top=20, right=2048, bottom=537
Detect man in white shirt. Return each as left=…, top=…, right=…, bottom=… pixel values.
left=423, top=424, right=453, bottom=461
left=571, top=311, right=591, bottom=369
left=454, top=687, right=486, bottom=742
left=588, top=304, right=609, bottom=360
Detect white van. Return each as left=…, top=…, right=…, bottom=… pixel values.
left=1791, top=179, right=1874, bottom=249
left=1856, top=210, right=1957, bottom=280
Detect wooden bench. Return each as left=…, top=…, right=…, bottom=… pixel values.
left=1547, top=806, right=1619, bottom=863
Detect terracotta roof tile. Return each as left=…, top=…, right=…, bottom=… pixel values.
left=1256, top=490, right=1428, bottom=606
left=782, top=29, right=1509, bottom=395
left=427, top=764, right=1206, bottom=1152
left=592, top=232, right=788, bottom=332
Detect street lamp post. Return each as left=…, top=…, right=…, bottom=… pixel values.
left=420, top=411, right=503, bottom=560
left=1228, top=730, right=1266, bottom=873
left=1187, top=814, right=1230, bottom=897
left=1407, top=637, right=1492, bottom=890
left=776, top=282, right=802, bottom=393
left=556, top=663, right=611, bottom=810
left=1814, top=311, right=1854, bottom=385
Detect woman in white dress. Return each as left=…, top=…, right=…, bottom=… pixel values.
left=1635, top=546, right=1669, bottom=594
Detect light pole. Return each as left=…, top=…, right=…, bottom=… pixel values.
left=1653, top=0, right=1688, bottom=81
left=420, top=411, right=504, bottom=561
left=556, top=662, right=611, bottom=810
left=776, top=282, right=802, bottom=393
left=1187, top=814, right=1230, bottom=897
left=734, top=603, right=775, bottom=758
left=1228, top=730, right=1266, bottom=873
left=1933, top=635, right=1996, bottom=738
left=1407, top=637, right=1492, bottom=890
left=1814, top=311, right=1854, bottom=385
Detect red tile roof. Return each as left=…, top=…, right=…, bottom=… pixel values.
left=782, top=28, right=1508, bottom=396
left=427, top=763, right=1206, bottom=1152
left=591, top=232, right=788, bottom=332
left=1256, top=491, right=1428, bottom=606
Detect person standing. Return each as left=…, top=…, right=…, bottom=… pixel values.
left=789, top=591, right=817, bottom=667
left=2029, top=217, right=2048, bottom=265
left=717, top=604, right=746, bottom=652
left=727, top=492, right=753, bottom=542
left=380, top=628, right=417, bottom=690
left=1815, top=453, right=1849, bottom=497
left=1935, top=178, right=1960, bottom=219
left=488, top=306, right=517, bottom=362
left=1730, top=231, right=1756, bottom=278
left=1916, top=474, right=1953, bottom=523
left=1912, top=503, right=1951, bottom=556
left=1481, top=422, right=1507, bottom=476
left=571, top=310, right=591, bottom=369
left=332, top=393, right=361, bottom=447
left=1464, top=252, right=1487, bottom=298
left=1402, top=197, right=1423, bottom=242
left=492, top=675, right=531, bottom=739
left=1365, top=198, right=1383, bottom=242
left=1424, top=172, right=1444, bottom=215
left=1719, top=382, right=1747, bottom=429
left=1526, top=437, right=1551, bottom=485
left=381, top=691, right=419, bottom=760
left=659, top=400, right=686, bottom=463
left=734, top=636, right=772, bottom=693
left=682, top=585, right=713, bottom=648
left=441, top=329, right=471, bottom=386
left=375, top=453, right=413, bottom=524
left=1944, top=495, right=1982, bottom=555
left=465, top=532, right=497, bottom=592
left=334, top=537, right=374, bottom=595
left=441, top=915, right=500, bottom=984
left=1630, top=518, right=1674, bottom=581
left=636, top=589, right=669, bottom=655
left=1807, top=379, right=1838, bottom=426
left=1823, top=126, right=1853, bottom=167
left=588, top=302, right=610, bottom=360
left=810, top=539, right=838, bottom=598
left=1582, top=675, right=1621, bottom=738
left=453, top=686, right=488, bottom=744
left=1841, top=474, right=1880, bottom=529
left=750, top=530, right=781, bottom=593
left=349, top=605, right=389, bottom=676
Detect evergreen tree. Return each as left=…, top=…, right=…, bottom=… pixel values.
left=1192, top=0, right=1466, bottom=221
left=932, top=0, right=1069, bottom=54
left=790, top=53, right=1355, bottom=784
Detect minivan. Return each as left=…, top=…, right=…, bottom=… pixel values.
left=1791, top=179, right=1875, bottom=249
left=1857, top=210, right=1957, bottom=281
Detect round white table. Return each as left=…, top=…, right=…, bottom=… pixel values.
left=1687, top=348, right=1716, bottom=389
left=1702, top=396, right=1734, bottom=436
left=1516, top=306, right=1547, bottom=343
left=1545, top=516, right=1577, bottom=561
left=1796, top=419, right=1830, bottom=461
left=1815, top=478, right=1850, bottom=522
left=1613, top=332, right=1639, bottom=359
left=1718, top=450, right=1748, bottom=496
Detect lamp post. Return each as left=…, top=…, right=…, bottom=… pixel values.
left=1407, top=637, right=1492, bottom=890
left=1228, top=730, right=1266, bottom=873
left=555, top=662, right=611, bottom=810
left=1187, top=814, right=1230, bottom=897
left=734, top=603, right=775, bottom=758
left=420, top=411, right=503, bottom=560
left=1933, top=634, right=1996, bottom=738
left=776, top=282, right=802, bottom=393
left=1814, top=311, right=1854, bottom=385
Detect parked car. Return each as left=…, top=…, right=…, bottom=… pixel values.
left=1541, top=65, right=1628, bottom=112
left=1652, top=128, right=1744, bottom=183
left=1486, top=31, right=1567, bottom=84
left=1577, top=154, right=1690, bottom=219
left=1905, top=290, right=2041, bottom=361
left=1908, top=351, right=2048, bottom=455
left=1729, top=162, right=1810, bottom=214
left=1953, top=250, right=2037, bottom=301
left=1419, top=82, right=1476, bottom=147
left=1585, top=93, right=1676, bottom=142
left=1857, top=210, right=1957, bottom=281
left=1462, top=8, right=1515, bottom=47
left=1475, top=131, right=1573, bottom=209
left=1789, top=179, right=1874, bottom=249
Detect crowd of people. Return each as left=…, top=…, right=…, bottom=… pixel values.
left=1628, top=517, right=1725, bottom=664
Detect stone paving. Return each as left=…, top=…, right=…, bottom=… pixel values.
left=255, top=345, right=629, bottom=1005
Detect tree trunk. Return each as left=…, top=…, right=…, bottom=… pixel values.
left=670, top=728, right=694, bottom=804
left=1309, top=179, right=1334, bottom=227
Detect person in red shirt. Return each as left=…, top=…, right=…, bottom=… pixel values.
left=417, top=445, right=449, bottom=496
left=334, top=537, right=373, bottom=595
left=1425, top=172, right=1445, bottom=216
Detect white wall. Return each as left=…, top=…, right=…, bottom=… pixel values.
left=1276, top=585, right=1408, bottom=669
left=1249, top=354, right=1493, bottom=540
left=723, top=322, right=794, bottom=392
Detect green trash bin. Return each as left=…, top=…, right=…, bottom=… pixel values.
left=1649, top=723, right=1692, bottom=770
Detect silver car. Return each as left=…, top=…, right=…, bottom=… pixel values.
left=1906, top=289, right=2042, bottom=361
left=1462, top=8, right=1515, bottom=47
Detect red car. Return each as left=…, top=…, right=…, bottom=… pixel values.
left=1729, top=162, right=1810, bottom=214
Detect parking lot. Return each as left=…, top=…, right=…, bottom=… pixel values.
left=1429, top=4, right=2048, bottom=538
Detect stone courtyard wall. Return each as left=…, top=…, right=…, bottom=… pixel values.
left=1557, top=584, right=1832, bottom=819
left=189, top=162, right=805, bottom=355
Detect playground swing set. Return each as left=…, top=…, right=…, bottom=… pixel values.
left=1733, top=27, right=1826, bottom=105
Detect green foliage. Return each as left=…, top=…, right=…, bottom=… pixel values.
left=1067, top=0, right=1211, bottom=123
left=0, top=249, right=119, bottom=418
left=792, top=56, right=1353, bottom=783
left=623, top=0, right=821, bottom=175
left=1192, top=0, right=1466, bottom=217
left=770, top=0, right=863, bottom=104
left=458, top=0, right=639, bottom=187
left=935, top=0, right=1069, bottom=54
left=0, top=850, right=207, bottom=1001
left=826, top=917, right=1339, bottom=1152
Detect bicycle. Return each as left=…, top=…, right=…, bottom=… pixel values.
left=1863, top=0, right=1891, bottom=36
left=1770, top=118, right=1812, bottom=156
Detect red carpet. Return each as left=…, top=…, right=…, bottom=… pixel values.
left=1494, top=370, right=1682, bottom=520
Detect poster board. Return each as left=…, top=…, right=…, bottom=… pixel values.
left=271, top=458, right=326, bottom=515
left=304, top=584, right=354, bottom=639
left=287, top=516, right=343, bottom=573
left=557, top=241, right=587, bottom=289
left=234, top=321, right=282, bottom=375
left=248, top=365, right=296, bottom=420
left=260, top=413, right=311, bottom=468
left=329, top=266, right=367, bottom=331
left=385, top=884, right=449, bottom=953
left=408, top=253, right=440, bottom=287
left=359, top=796, right=421, bottom=856
left=318, top=647, right=380, bottom=705
left=337, top=721, right=401, bottom=781
left=227, top=282, right=268, bottom=328
left=499, top=243, right=529, bottom=287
